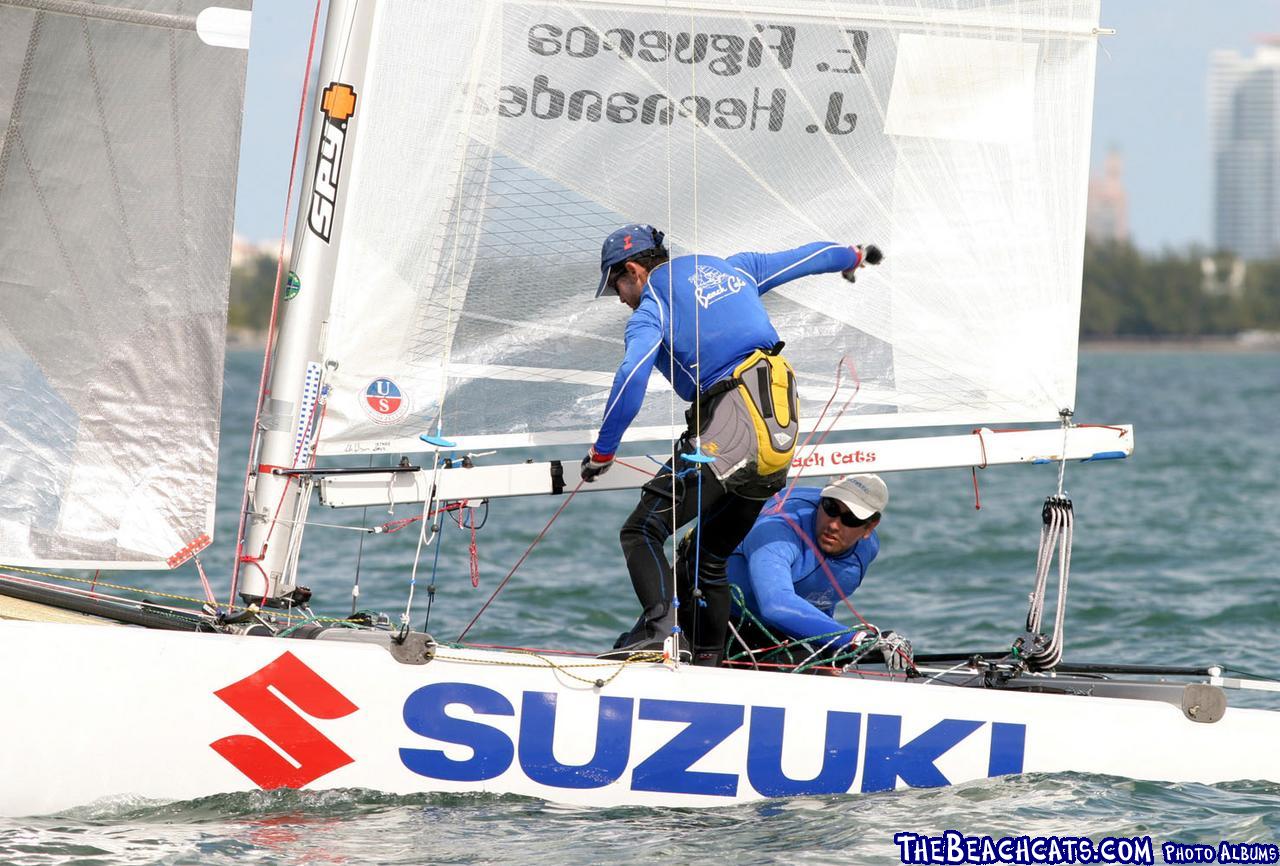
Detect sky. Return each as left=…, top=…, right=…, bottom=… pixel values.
left=232, top=1, right=1280, bottom=252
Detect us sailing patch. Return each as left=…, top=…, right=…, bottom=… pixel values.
left=308, top=82, right=357, bottom=242
left=362, top=377, right=410, bottom=425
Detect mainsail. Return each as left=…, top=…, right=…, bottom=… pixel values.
left=298, top=0, right=1099, bottom=456
left=0, top=0, right=251, bottom=567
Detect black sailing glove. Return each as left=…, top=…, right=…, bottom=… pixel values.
left=878, top=629, right=914, bottom=673
left=841, top=244, right=884, bottom=283
left=580, top=448, right=614, bottom=483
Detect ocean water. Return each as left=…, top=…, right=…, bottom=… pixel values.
left=3, top=349, right=1279, bottom=865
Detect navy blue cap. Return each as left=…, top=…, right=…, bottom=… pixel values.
left=596, top=224, right=665, bottom=297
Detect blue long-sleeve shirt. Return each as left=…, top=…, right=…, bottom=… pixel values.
left=727, top=488, right=878, bottom=643
left=592, top=242, right=860, bottom=456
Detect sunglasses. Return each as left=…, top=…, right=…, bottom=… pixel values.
left=820, top=497, right=876, bottom=528
left=605, top=263, right=626, bottom=294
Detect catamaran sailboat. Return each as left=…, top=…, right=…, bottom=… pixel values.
left=2, top=0, right=1278, bottom=816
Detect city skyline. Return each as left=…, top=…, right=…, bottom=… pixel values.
left=232, top=1, right=1280, bottom=253
left=1210, top=41, right=1280, bottom=260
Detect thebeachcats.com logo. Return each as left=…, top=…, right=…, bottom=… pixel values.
left=894, top=832, right=1153, bottom=865
left=892, top=833, right=1279, bottom=865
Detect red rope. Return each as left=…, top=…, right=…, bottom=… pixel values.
left=468, top=509, right=480, bottom=588
left=457, top=478, right=586, bottom=641
left=230, top=0, right=326, bottom=606
left=774, top=510, right=872, bottom=630
left=193, top=555, right=216, bottom=607
left=1077, top=423, right=1129, bottom=436
left=768, top=503, right=911, bottom=674
left=614, top=457, right=659, bottom=476
left=242, top=395, right=330, bottom=608
left=970, top=427, right=990, bottom=510
left=379, top=502, right=466, bottom=535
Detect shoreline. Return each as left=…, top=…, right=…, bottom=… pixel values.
left=1081, top=333, right=1280, bottom=352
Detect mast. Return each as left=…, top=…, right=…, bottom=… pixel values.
left=238, top=0, right=377, bottom=603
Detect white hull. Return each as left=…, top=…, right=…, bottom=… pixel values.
left=2, top=620, right=1278, bottom=817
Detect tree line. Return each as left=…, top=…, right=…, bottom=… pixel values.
left=1081, top=240, right=1280, bottom=338
left=228, top=240, right=1280, bottom=339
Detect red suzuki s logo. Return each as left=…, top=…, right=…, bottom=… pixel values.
left=211, top=652, right=358, bottom=789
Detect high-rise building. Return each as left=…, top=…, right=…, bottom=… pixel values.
left=1210, top=41, right=1280, bottom=260
left=1086, top=148, right=1129, bottom=243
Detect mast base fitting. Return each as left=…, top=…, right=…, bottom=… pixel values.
left=249, top=585, right=313, bottom=609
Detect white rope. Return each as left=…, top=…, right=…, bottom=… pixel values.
left=792, top=633, right=845, bottom=673
left=1023, top=497, right=1073, bottom=669
left=666, top=0, right=680, bottom=653
left=398, top=4, right=501, bottom=630
left=921, top=660, right=976, bottom=685
left=1057, top=417, right=1072, bottom=496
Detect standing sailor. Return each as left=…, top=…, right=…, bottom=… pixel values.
left=581, top=224, right=883, bottom=663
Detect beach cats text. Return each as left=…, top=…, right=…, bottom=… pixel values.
left=477, top=20, right=873, bottom=136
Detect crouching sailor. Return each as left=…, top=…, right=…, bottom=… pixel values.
left=726, top=474, right=910, bottom=672
left=581, top=223, right=883, bottom=664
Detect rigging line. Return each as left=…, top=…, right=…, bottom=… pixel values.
left=229, top=0, right=324, bottom=606
left=971, top=426, right=990, bottom=510
left=1057, top=416, right=1071, bottom=496
left=792, top=633, right=848, bottom=674
left=282, top=501, right=471, bottom=535
left=246, top=374, right=331, bottom=603
left=456, top=477, right=587, bottom=642
left=403, top=6, right=502, bottom=613
left=192, top=554, right=216, bottom=607
left=424, top=0, right=501, bottom=427
left=402, top=473, right=442, bottom=630
left=421, top=509, right=446, bottom=631
left=770, top=354, right=861, bottom=514
left=350, top=455, right=374, bottom=615
left=682, top=0, right=707, bottom=649
left=921, top=660, right=977, bottom=685
left=772, top=507, right=872, bottom=631
left=431, top=648, right=648, bottom=689
left=664, top=0, right=680, bottom=648
left=245, top=379, right=333, bottom=609
left=0, top=566, right=217, bottom=610
left=616, top=457, right=660, bottom=477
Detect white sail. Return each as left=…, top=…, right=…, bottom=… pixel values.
left=301, top=0, right=1099, bottom=456
left=0, top=0, right=251, bottom=567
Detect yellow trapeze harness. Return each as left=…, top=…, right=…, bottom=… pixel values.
left=721, top=343, right=799, bottom=475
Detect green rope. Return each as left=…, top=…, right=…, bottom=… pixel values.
left=724, top=585, right=874, bottom=671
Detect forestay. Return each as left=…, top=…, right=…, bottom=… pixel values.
left=310, top=0, right=1100, bottom=456
left=0, top=0, right=250, bottom=567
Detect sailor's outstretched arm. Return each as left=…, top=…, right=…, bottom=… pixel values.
left=729, top=242, right=881, bottom=294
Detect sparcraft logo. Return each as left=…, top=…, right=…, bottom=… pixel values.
left=307, top=82, right=358, bottom=242
left=211, top=652, right=358, bottom=789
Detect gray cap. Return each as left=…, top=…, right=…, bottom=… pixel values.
left=820, top=474, right=888, bottom=520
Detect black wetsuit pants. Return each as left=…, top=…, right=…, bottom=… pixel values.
left=617, top=449, right=771, bottom=661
